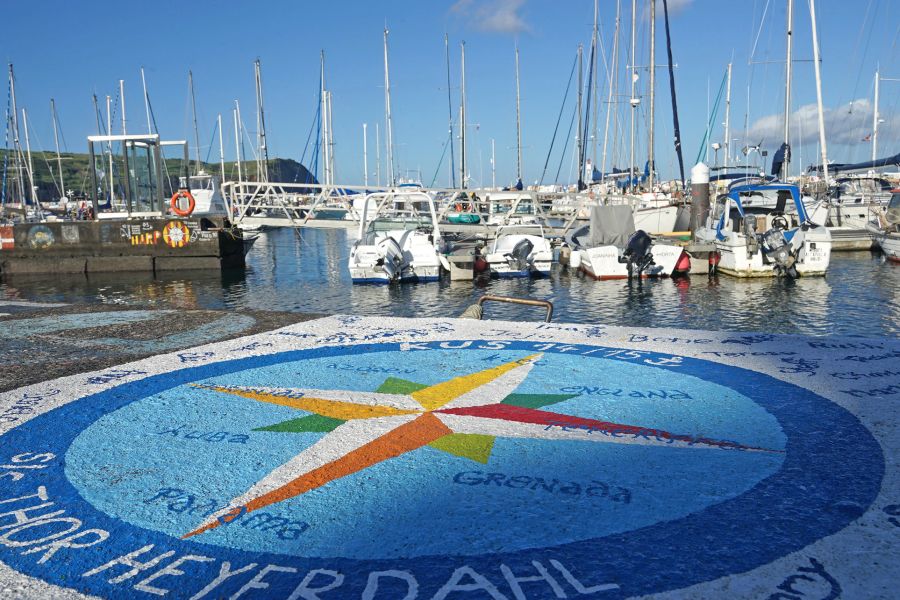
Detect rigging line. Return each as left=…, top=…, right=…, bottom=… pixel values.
left=204, top=118, right=218, bottom=165
left=2, top=84, right=10, bottom=206
left=539, top=53, right=578, bottom=186
left=694, top=68, right=728, bottom=165
left=846, top=0, right=878, bottom=113
left=430, top=131, right=452, bottom=188
left=554, top=96, right=579, bottom=185
left=850, top=0, right=882, bottom=110
left=748, top=0, right=772, bottom=63
left=297, top=95, right=320, bottom=184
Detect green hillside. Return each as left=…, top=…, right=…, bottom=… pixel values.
left=0, top=149, right=316, bottom=202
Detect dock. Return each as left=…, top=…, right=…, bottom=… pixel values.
left=0, top=301, right=896, bottom=599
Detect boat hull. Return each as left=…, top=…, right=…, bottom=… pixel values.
left=579, top=244, right=684, bottom=279
left=713, top=228, right=832, bottom=278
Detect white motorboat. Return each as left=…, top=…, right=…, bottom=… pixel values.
left=868, top=189, right=900, bottom=263
left=348, top=190, right=446, bottom=284
left=567, top=204, right=688, bottom=280
left=696, top=183, right=832, bottom=278
left=484, top=224, right=553, bottom=277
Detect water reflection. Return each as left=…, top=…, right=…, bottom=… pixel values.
left=2, top=228, right=898, bottom=338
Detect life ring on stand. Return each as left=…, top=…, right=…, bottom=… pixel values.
left=171, top=189, right=196, bottom=217
left=454, top=202, right=464, bottom=212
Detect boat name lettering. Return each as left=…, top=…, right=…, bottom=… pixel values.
left=452, top=471, right=632, bottom=503
left=559, top=387, right=693, bottom=400
left=153, top=424, right=250, bottom=444
left=702, top=351, right=797, bottom=358
left=841, top=350, right=900, bottom=364
left=778, top=358, right=820, bottom=377
left=884, top=504, right=900, bottom=528
left=0, top=389, right=60, bottom=423
left=627, top=334, right=714, bottom=345
left=766, top=557, right=841, bottom=600
left=840, top=384, right=900, bottom=399
left=324, top=363, right=417, bottom=375
left=86, top=369, right=148, bottom=385
left=143, top=488, right=308, bottom=540
left=830, top=369, right=900, bottom=381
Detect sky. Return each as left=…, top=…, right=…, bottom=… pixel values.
left=3, top=0, right=899, bottom=188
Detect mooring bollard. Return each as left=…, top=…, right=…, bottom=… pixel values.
left=690, top=162, right=710, bottom=239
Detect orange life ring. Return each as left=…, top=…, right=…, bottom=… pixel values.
left=171, top=189, right=195, bottom=216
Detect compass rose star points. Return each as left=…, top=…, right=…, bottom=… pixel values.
left=184, top=351, right=771, bottom=539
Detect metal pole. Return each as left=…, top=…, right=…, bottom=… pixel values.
left=8, top=64, right=25, bottom=203
left=218, top=113, right=225, bottom=181
left=233, top=107, right=242, bottom=212
left=88, top=140, right=99, bottom=218
left=602, top=0, right=621, bottom=178
left=375, top=122, right=381, bottom=187
left=363, top=123, right=369, bottom=187
left=254, top=59, right=268, bottom=182
left=445, top=33, right=456, bottom=189
left=782, top=0, right=793, bottom=181
left=491, top=138, right=496, bottom=189
left=648, top=0, right=656, bottom=189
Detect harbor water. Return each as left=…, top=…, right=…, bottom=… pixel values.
left=2, top=227, right=899, bottom=337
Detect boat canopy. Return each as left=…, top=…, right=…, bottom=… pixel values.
left=587, top=204, right=636, bottom=247
left=714, top=183, right=809, bottom=240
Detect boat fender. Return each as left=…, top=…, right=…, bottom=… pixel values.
left=570, top=250, right=582, bottom=269
left=674, top=251, right=691, bottom=273
left=171, top=189, right=196, bottom=217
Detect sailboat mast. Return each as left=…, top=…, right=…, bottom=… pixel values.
left=576, top=44, right=584, bottom=188
left=591, top=0, right=600, bottom=168
left=809, top=0, right=828, bottom=184
left=106, top=95, right=115, bottom=204
left=8, top=64, right=25, bottom=203
left=445, top=34, right=456, bottom=188
left=460, top=41, right=467, bottom=189
left=320, top=52, right=331, bottom=187
left=254, top=59, right=268, bottom=183
left=50, top=98, right=65, bottom=198
left=648, top=0, right=656, bottom=189
left=724, top=63, right=732, bottom=169
left=491, top=138, right=496, bottom=189
left=234, top=101, right=244, bottom=185
left=782, top=0, right=793, bottom=181
left=363, top=123, right=368, bottom=187
left=141, top=67, right=152, bottom=134
left=189, top=70, right=201, bottom=174
left=22, top=108, right=37, bottom=207
left=375, top=123, right=381, bottom=186
left=383, top=28, right=395, bottom=187
left=515, top=44, right=523, bottom=185
left=629, top=0, right=637, bottom=192
left=217, top=113, right=225, bottom=182
left=872, top=69, right=879, bottom=162
left=602, top=0, right=621, bottom=178
left=119, top=80, right=127, bottom=135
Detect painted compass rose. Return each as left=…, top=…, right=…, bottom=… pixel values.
left=184, top=352, right=774, bottom=539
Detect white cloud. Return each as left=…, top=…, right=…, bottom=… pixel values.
left=643, top=0, right=694, bottom=20
left=451, top=0, right=529, bottom=34
left=744, top=98, right=900, bottom=153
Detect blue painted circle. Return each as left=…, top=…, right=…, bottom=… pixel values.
left=0, top=341, right=883, bottom=599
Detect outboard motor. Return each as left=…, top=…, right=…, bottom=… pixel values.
left=760, top=228, right=798, bottom=278
left=376, top=237, right=405, bottom=281
left=619, top=230, right=654, bottom=279
left=507, top=238, right=534, bottom=272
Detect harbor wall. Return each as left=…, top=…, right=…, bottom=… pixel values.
left=0, top=216, right=245, bottom=275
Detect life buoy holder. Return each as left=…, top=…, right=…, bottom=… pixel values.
left=454, top=203, right=464, bottom=212
left=171, top=189, right=195, bottom=217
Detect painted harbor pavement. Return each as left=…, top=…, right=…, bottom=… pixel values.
left=0, top=315, right=897, bottom=599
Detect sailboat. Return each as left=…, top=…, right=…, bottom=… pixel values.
left=868, top=189, right=900, bottom=262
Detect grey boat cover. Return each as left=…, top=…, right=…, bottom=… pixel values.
left=587, top=204, right=636, bottom=247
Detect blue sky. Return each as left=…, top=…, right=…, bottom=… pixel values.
left=3, top=0, right=899, bottom=186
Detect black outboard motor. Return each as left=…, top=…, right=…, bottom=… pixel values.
left=619, top=230, right=655, bottom=279
left=760, top=227, right=799, bottom=278
left=507, top=238, right=535, bottom=272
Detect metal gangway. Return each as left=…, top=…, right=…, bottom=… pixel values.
left=221, top=180, right=585, bottom=234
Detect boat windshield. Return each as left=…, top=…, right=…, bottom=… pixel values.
left=367, top=216, right=433, bottom=233
left=889, top=193, right=900, bottom=210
